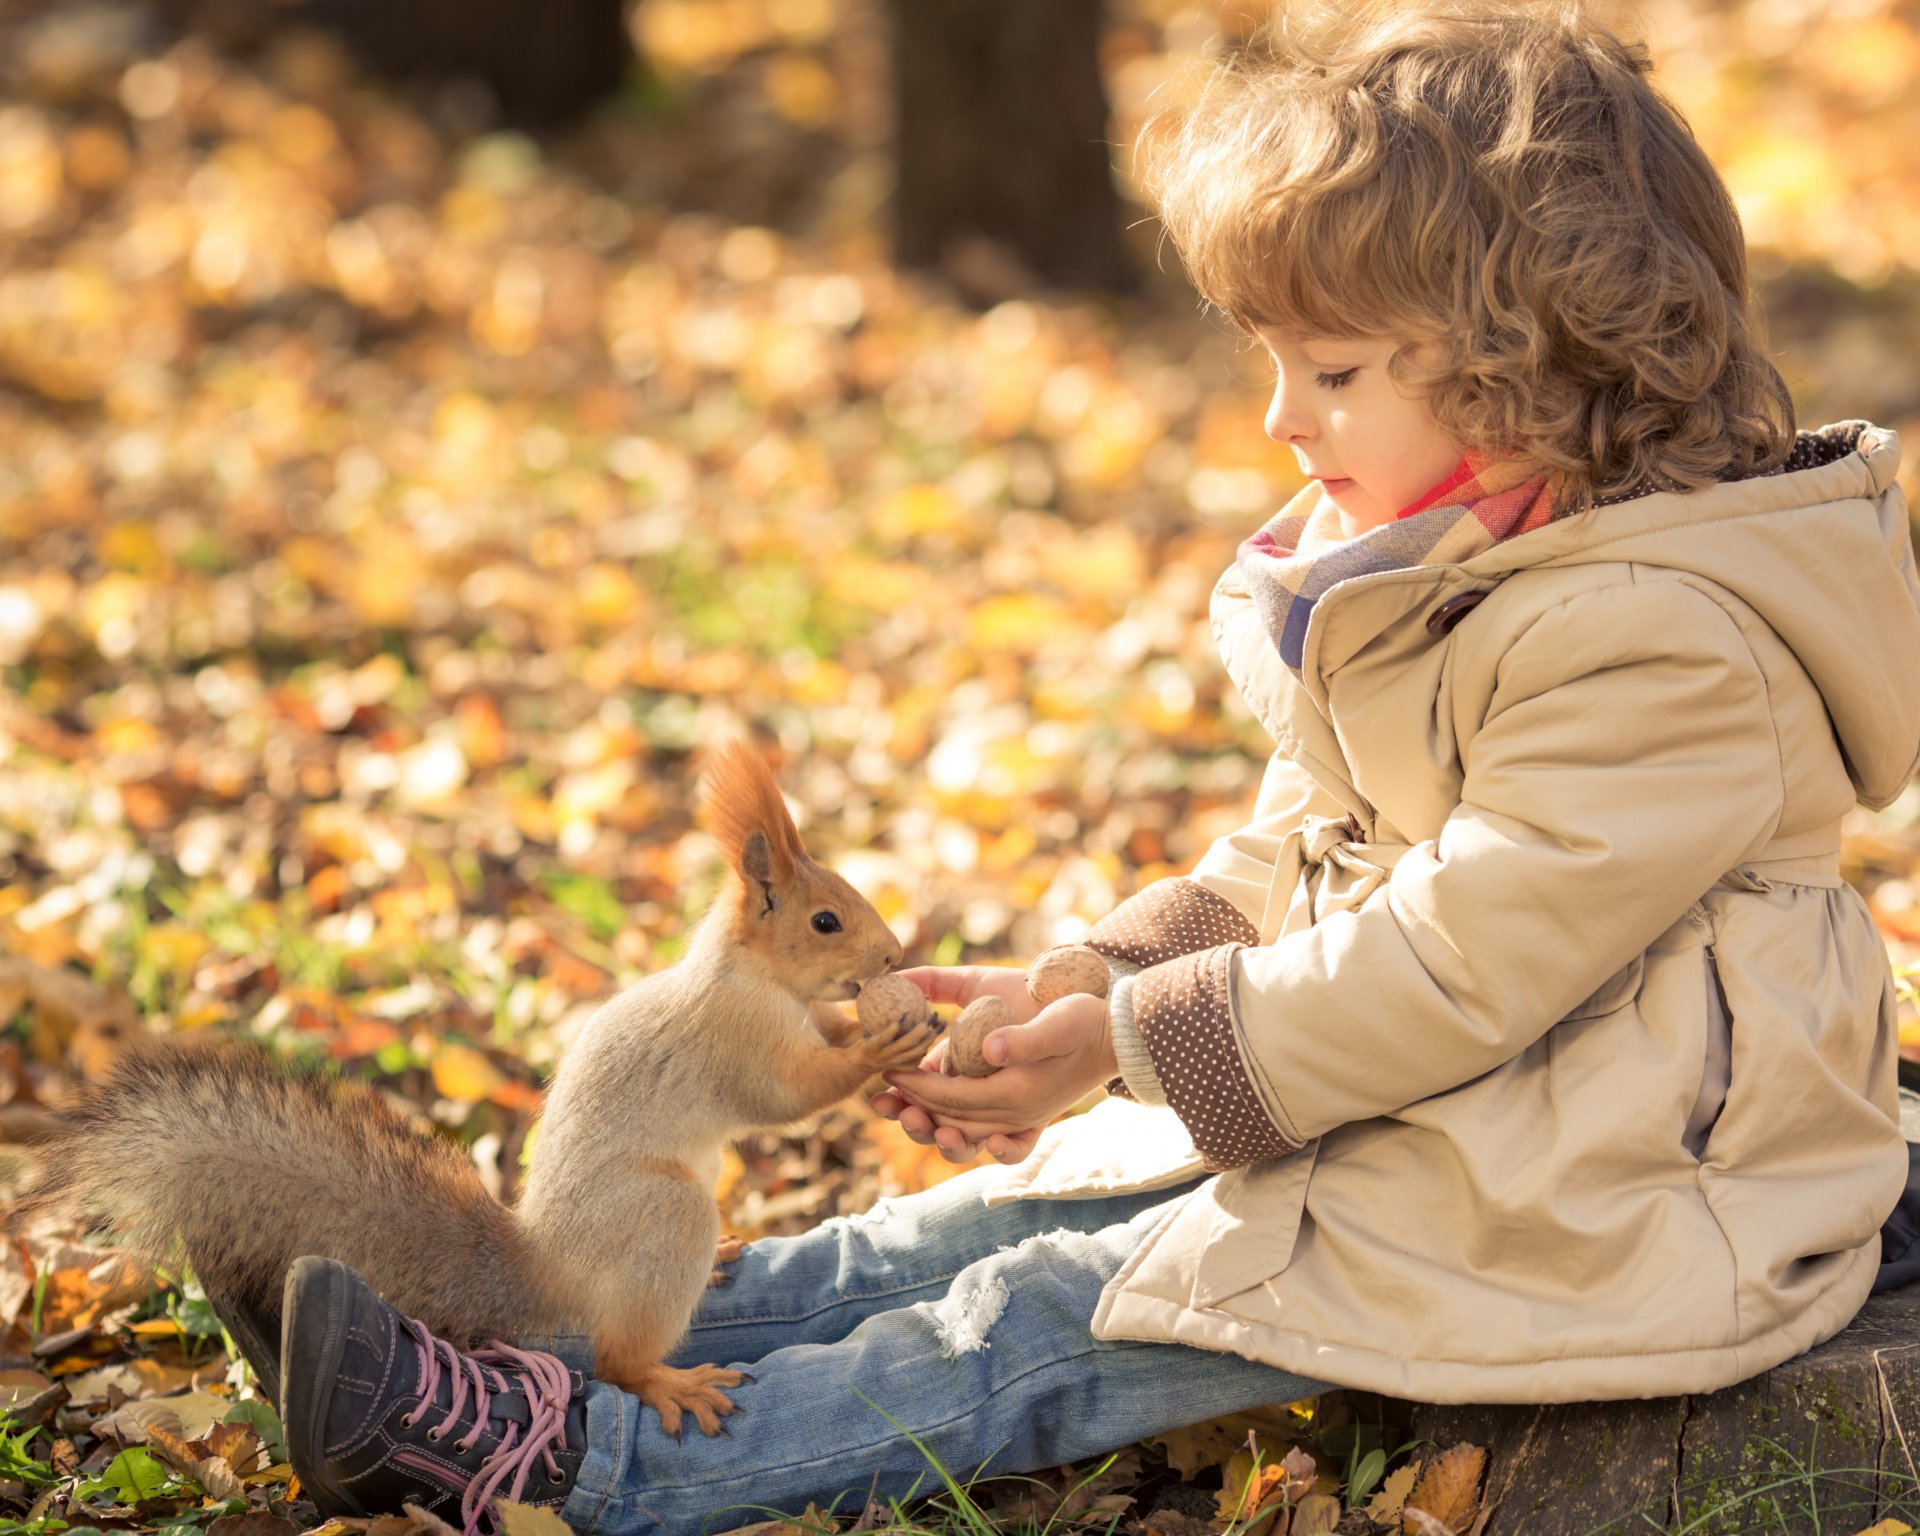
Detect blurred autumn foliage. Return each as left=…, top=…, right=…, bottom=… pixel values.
left=3, top=0, right=1919, bottom=1226
left=0, top=4, right=1918, bottom=1524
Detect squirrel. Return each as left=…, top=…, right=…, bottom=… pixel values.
left=23, top=741, right=944, bottom=1436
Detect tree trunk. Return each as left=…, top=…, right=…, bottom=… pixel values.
left=887, top=0, right=1130, bottom=295
left=291, top=0, right=631, bottom=127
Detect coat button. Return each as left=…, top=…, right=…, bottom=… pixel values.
left=1426, top=591, right=1490, bottom=635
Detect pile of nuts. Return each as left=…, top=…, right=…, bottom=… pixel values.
left=855, top=944, right=1111, bottom=1075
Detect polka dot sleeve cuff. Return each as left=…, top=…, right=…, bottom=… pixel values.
left=1131, top=942, right=1305, bottom=1171
left=1082, top=878, right=1261, bottom=969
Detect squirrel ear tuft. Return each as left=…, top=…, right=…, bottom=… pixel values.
left=700, top=739, right=804, bottom=889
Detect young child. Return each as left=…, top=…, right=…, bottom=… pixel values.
left=268, top=3, right=1920, bottom=1532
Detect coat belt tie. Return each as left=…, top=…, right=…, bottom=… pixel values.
left=1260, top=813, right=1415, bottom=944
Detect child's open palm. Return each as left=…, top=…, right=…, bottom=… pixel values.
left=869, top=965, right=1117, bottom=1165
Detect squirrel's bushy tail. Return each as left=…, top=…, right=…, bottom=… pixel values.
left=24, top=1040, right=556, bottom=1343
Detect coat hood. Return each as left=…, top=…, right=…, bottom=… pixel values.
left=1219, top=421, right=1920, bottom=811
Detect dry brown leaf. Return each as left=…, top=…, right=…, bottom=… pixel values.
left=1366, top=1463, right=1419, bottom=1525
left=91, top=1397, right=185, bottom=1443
left=401, top=1504, right=462, bottom=1536
left=1403, top=1442, right=1485, bottom=1536
left=129, top=1355, right=226, bottom=1395
left=1159, top=1417, right=1252, bottom=1478
left=141, top=1419, right=209, bottom=1477
left=0, top=1368, right=55, bottom=1410
left=205, top=1421, right=264, bottom=1474
left=207, top=1516, right=301, bottom=1536
left=1404, top=1511, right=1452, bottom=1536
left=195, top=1453, right=249, bottom=1501
left=1291, top=1493, right=1341, bottom=1535
left=60, top=1362, right=142, bottom=1402
left=0, top=1247, right=34, bottom=1331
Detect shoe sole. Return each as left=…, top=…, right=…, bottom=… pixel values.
left=207, top=1290, right=283, bottom=1410
left=280, top=1257, right=367, bottom=1519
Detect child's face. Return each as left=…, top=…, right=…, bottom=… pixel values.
left=1254, top=328, right=1465, bottom=534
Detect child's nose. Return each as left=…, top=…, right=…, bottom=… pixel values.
left=1264, top=379, right=1314, bottom=446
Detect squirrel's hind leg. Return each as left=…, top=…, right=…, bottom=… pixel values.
left=580, top=1170, right=742, bottom=1435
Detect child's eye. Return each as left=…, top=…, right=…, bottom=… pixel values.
left=1315, top=368, right=1358, bottom=390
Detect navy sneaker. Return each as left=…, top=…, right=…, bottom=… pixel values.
left=280, top=1257, right=587, bottom=1536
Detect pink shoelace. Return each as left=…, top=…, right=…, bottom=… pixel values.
left=398, top=1318, right=574, bottom=1536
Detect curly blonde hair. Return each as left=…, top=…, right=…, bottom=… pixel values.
left=1141, top=0, right=1796, bottom=509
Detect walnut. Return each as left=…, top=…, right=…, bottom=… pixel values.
left=942, top=994, right=1010, bottom=1077
left=855, top=972, right=931, bottom=1035
left=1026, top=945, right=1110, bottom=1006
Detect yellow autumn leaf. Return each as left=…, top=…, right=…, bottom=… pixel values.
left=875, top=483, right=962, bottom=541
left=96, top=715, right=162, bottom=755
left=432, top=1042, right=508, bottom=1103
left=143, top=922, right=213, bottom=974
left=1366, top=1463, right=1420, bottom=1525
left=578, top=562, right=646, bottom=628
left=494, top=1499, right=577, bottom=1536
left=822, top=555, right=923, bottom=614
left=967, top=591, right=1076, bottom=652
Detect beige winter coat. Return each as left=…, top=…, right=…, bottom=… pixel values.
left=982, top=422, right=1920, bottom=1404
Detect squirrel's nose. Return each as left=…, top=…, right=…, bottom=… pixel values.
left=883, top=938, right=904, bottom=972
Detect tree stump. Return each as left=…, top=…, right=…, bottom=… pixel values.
left=1408, top=1285, right=1920, bottom=1534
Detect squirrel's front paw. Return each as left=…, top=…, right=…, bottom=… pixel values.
left=867, top=1009, right=944, bottom=1071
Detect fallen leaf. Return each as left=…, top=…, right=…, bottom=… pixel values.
left=494, top=1501, right=577, bottom=1536
left=1143, top=1514, right=1213, bottom=1536
left=166, top=1388, right=238, bottom=1439
left=198, top=1454, right=249, bottom=1500
left=208, top=1516, right=301, bottom=1536
left=92, top=1398, right=187, bottom=1444
left=1159, top=1417, right=1250, bottom=1478
left=141, top=1419, right=207, bottom=1472
left=1404, top=1442, right=1485, bottom=1536
left=1291, top=1493, right=1341, bottom=1535
left=432, top=1041, right=508, bottom=1102
left=205, top=1421, right=263, bottom=1474
left=0, top=1368, right=55, bottom=1410
left=61, top=1362, right=143, bottom=1402
left=129, top=1354, right=226, bottom=1394
left=1366, top=1463, right=1419, bottom=1524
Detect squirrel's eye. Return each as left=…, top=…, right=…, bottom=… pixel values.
left=811, top=911, right=842, bottom=934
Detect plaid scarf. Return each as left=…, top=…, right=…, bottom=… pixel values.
left=1238, top=452, right=1561, bottom=674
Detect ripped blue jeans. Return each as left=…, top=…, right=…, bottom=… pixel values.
left=542, top=1164, right=1337, bottom=1536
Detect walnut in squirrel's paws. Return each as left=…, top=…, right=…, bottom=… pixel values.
left=855, top=973, right=943, bottom=1069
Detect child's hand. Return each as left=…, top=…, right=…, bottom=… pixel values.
left=868, top=965, right=1037, bottom=1161
left=872, top=966, right=1117, bottom=1165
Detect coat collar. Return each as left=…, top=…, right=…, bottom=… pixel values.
left=1212, top=422, right=1916, bottom=807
